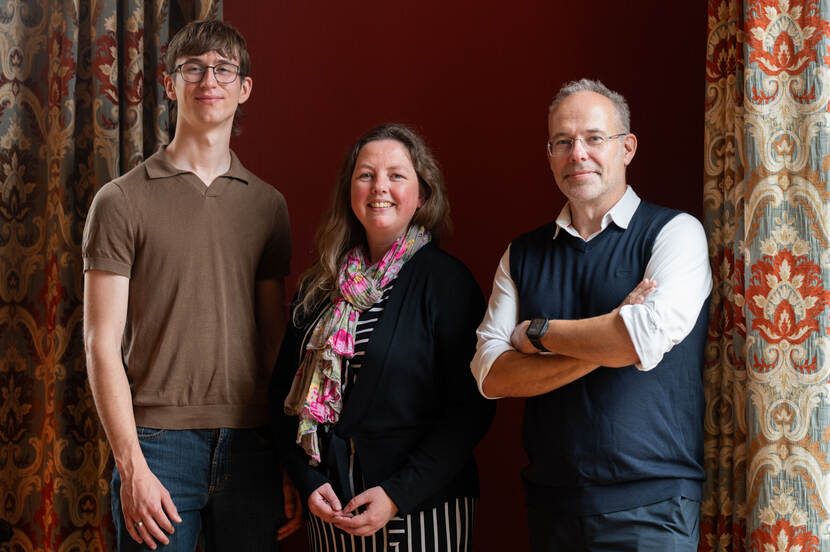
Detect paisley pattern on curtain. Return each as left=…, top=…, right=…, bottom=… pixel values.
left=0, top=1, right=220, bottom=549
left=703, top=1, right=830, bottom=550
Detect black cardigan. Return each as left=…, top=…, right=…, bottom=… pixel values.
left=270, top=243, right=496, bottom=515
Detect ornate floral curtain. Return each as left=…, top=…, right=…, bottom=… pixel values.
left=0, top=1, right=220, bottom=549
left=703, top=1, right=830, bottom=550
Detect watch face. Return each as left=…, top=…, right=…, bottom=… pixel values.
left=528, top=317, right=547, bottom=338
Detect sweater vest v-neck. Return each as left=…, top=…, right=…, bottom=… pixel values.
left=510, top=201, right=708, bottom=515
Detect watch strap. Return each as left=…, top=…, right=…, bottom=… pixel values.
left=528, top=333, right=548, bottom=352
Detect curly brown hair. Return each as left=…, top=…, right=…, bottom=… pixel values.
left=295, top=123, right=452, bottom=323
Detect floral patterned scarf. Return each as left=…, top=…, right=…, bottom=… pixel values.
left=284, top=225, right=431, bottom=463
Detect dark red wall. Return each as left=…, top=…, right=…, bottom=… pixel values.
left=226, top=2, right=703, bottom=549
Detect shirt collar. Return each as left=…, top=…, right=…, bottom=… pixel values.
left=144, top=147, right=250, bottom=184
left=553, top=185, right=640, bottom=241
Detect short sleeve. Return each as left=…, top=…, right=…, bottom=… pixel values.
left=256, top=192, right=292, bottom=281
left=82, top=182, right=135, bottom=277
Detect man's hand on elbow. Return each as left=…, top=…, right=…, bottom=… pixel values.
left=614, top=277, right=657, bottom=314
left=509, top=320, right=540, bottom=354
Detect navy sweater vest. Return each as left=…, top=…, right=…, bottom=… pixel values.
left=510, top=201, right=708, bottom=515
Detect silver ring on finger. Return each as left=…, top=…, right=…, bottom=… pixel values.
left=135, top=520, right=144, bottom=529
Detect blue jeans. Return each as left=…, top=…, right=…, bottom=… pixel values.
left=528, top=496, right=700, bottom=552
left=111, top=427, right=283, bottom=551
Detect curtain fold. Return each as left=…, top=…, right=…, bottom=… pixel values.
left=703, top=1, right=830, bottom=550
left=0, top=1, right=220, bottom=549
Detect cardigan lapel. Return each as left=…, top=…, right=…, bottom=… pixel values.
left=335, top=244, right=427, bottom=434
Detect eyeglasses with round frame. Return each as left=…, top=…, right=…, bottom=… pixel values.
left=546, top=133, right=628, bottom=157
left=175, top=62, right=241, bottom=84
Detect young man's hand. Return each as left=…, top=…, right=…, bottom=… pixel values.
left=277, top=469, right=304, bottom=540
left=120, top=463, right=181, bottom=550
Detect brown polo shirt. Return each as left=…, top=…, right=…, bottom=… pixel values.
left=82, top=148, right=291, bottom=429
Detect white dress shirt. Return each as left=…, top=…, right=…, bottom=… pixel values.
left=470, top=186, right=712, bottom=398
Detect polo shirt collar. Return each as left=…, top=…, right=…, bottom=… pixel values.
left=553, top=185, right=640, bottom=241
left=144, top=147, right=251, bottom=184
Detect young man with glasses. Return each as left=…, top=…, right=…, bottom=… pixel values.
left=83, top=20, right=300, bottom=550
left=471, top=79, right=712, bottom=551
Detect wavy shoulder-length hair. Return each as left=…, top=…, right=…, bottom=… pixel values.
left=294, top=123, right=451, bottom=323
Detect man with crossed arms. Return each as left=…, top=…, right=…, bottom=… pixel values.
left=472, top=79, right=711, bottom=551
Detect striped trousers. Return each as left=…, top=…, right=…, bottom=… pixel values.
left=307, top=497, right=478, bottom=552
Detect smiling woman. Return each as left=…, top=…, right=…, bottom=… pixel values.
left=350, top=139, right=424, bottom=262
left=271, top=123, right=495, bottom=551
left=291, top=124, right=452, bottom=319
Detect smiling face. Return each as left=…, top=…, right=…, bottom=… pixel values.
left=350, top=139, right=424, bottom=262
left=547, top=90, right=636, bottom=213
left=164, top=50, right=252, bottom=135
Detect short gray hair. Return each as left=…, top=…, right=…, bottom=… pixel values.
left=548, top=78, right=631, bottom=134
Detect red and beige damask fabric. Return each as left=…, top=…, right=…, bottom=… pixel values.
left=704, top=1, right=830, bottom=550
left=0, top=1, right=220, bottom=550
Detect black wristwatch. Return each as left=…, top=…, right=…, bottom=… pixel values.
left=526, top=317, right=550, bottom=352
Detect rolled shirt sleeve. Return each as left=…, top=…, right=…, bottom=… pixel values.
left=471, top=247, right=518, bottom=398
left=618, top=213, right=712, bottom=370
